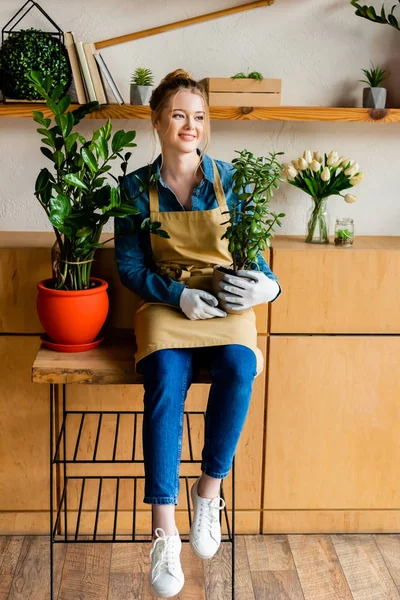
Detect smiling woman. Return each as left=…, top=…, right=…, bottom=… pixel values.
left=113, top=68, right=281, bottom=598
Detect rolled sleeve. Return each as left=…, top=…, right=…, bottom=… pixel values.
left=114, top=214, right=185, bottom=307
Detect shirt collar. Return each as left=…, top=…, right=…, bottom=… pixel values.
left=150, top=149, right=215, bottom=184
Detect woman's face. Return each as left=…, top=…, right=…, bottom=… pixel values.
left=154, top=90, right=205, bottom=154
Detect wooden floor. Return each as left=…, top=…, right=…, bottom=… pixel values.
left=1, top=534, right=400, bottom=599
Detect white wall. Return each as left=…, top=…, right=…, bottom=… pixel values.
left=1, top=0, right=399, bottom=235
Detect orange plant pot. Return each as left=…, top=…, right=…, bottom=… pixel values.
left=37, top=277, right=109, bottom=345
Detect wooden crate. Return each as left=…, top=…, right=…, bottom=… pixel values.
left=199, top=77, right=281, bottom=107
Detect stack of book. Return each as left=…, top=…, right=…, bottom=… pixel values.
left=65, top=31, right=124, bottom=105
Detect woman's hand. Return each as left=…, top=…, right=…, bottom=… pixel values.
left=180, top=288, right=227, bottom=320
left=217, top=270, right=280, bottom=311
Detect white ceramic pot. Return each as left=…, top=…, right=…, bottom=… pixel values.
left=130, top=84, right=153, bottom=105
left=362, top=87, right=386, bottom=109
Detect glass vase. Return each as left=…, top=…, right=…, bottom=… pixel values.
left=305, top=197, right=330, bottom=244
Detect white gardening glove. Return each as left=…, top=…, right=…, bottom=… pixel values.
left=216, top=270, right=280, bottom=311
left=179, top=287, right=227, bottom=320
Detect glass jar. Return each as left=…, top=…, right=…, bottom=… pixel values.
left=305, top=197, right=330, bottom=244
left=334, top=217, right=354, bottom=247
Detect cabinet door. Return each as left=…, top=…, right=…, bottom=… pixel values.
left=264, top=336, right=400, bottom=512
left=0, top=336, right=49, bottom=533
left=270, top=236, right=400, bottom=333
left=0, top=248, right=52, bottom=333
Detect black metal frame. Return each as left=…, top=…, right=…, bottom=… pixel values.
left=1, top=1, right=65, bottom=103
left=49, top=383, right=235, bottom=599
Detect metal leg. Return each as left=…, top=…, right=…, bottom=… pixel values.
left=49, top=384, right=54, bottom=600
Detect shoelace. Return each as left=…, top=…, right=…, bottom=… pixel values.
left=196, top=496, right=226, bottom=537
left=149, top=527, right=181, bottom=583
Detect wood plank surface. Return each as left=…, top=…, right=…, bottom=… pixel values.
left=7, top=537, right=66, bottom=600
left=331, top=534, right=400, bottom=600
left=288, top=534, right=353, bottom=600
left=1, top=534, right=400, bottom=599
left=1, top=104, right=399, bottom=122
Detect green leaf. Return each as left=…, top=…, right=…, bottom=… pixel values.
left=304, top=178, right=315, bottom=196
left=366, top=6, right=377, bottom=20
left=97, top=137, right=108, bottom=161
left=63, top=173, right=88, bottom=190
left=51, top=83, right=66, bottom=102
left=111, top=130, right=125, bottom=153
left=40, top=147, right=54, bottom=161
left=53, top=151, right=64, bottom=168
left=33, top=111, right=51, bottom=128
left=49, top=193, right=71, bottom=229
left=65, top=132, right=80, bottom=153
left=81, top=147, right=98, bottom=173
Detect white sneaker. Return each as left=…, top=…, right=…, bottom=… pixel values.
left=189, top=476, right=226, bottom=559
left=149, top=526, right=184, bottom=598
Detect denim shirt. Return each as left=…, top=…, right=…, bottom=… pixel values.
left=114, top=151, right=282, bottom=307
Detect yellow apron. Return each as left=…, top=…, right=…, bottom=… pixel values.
left=133, top=159, right=263, bottom=376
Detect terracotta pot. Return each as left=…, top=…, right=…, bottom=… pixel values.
left=37, top=277, right=109, bottom=345
left=212, top=265, right=249, bottom=315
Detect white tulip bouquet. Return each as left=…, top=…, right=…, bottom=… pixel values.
left=284, top=150, right=363, bottom=243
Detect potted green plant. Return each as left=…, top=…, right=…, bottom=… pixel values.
left=130, top=67, right=154, bottom=105
left=231, top=70, right=264, bottom=81
left=285, top=150, right=363, bottom=244
left=0, top=28, right=71, bottom=101
left=26, top=70, right=167, bottom=350
left=213, top=149, right=285, bottom=314
left=360, top=62, right=390, bottom=108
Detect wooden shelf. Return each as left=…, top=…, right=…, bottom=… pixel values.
left=1, top=103, right=400, bottom=122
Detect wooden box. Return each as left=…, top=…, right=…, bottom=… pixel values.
left=199, top=77, right=281, bottom=107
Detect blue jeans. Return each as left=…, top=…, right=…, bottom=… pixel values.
left=138, top=344, right=257, bottom=505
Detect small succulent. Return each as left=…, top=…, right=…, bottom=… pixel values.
left=130, top=67, right=154, bottom=86
left=359, top=62, right=390, bottom=88
left=231, top=70, right=263, bottom=81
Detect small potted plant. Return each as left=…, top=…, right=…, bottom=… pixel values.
left=284, top=150, right=363, bottom=244
left=213, top=149, right=285, bottom=314
left=130, top=67, right=154, bottom=105
left=231, top=69, right=264, bottom=81
left=0, top=28, right=72, bottom=101
left=26, top=70, right=167, bottom=350
left=359, top=62, right=390, bottom=108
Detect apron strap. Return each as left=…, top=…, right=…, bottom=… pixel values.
left=211, top=159, right=227, bottom=209
left=149, top=183, right=159, bottom=213
left=149, top=158, right=227, bottom=214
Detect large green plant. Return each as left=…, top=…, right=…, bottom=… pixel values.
left=0, top=29, right=71, bottom=99
left=26, top=70, right=168, bottom=291
left=350, top=0, right=400, bottom=31
left=221, top=149, right=285, bottom=273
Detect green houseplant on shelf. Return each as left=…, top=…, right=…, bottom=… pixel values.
left=213, top=149, right=285, bottom=314
left=130, top=67, right=154, bottom=105
left=231, top=70, right=264, bottom=81
left=0, top=28, right=72, bottom=101
left=284, top=150, right=363, bottom=244
left=360, top=62, right=390, bottom=108
left=26, top=70, right=167, bottom=349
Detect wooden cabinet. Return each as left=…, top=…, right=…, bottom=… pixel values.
left=3, top=232, right=400, bottom=534
left=263, top=236, right=400, bottom=533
